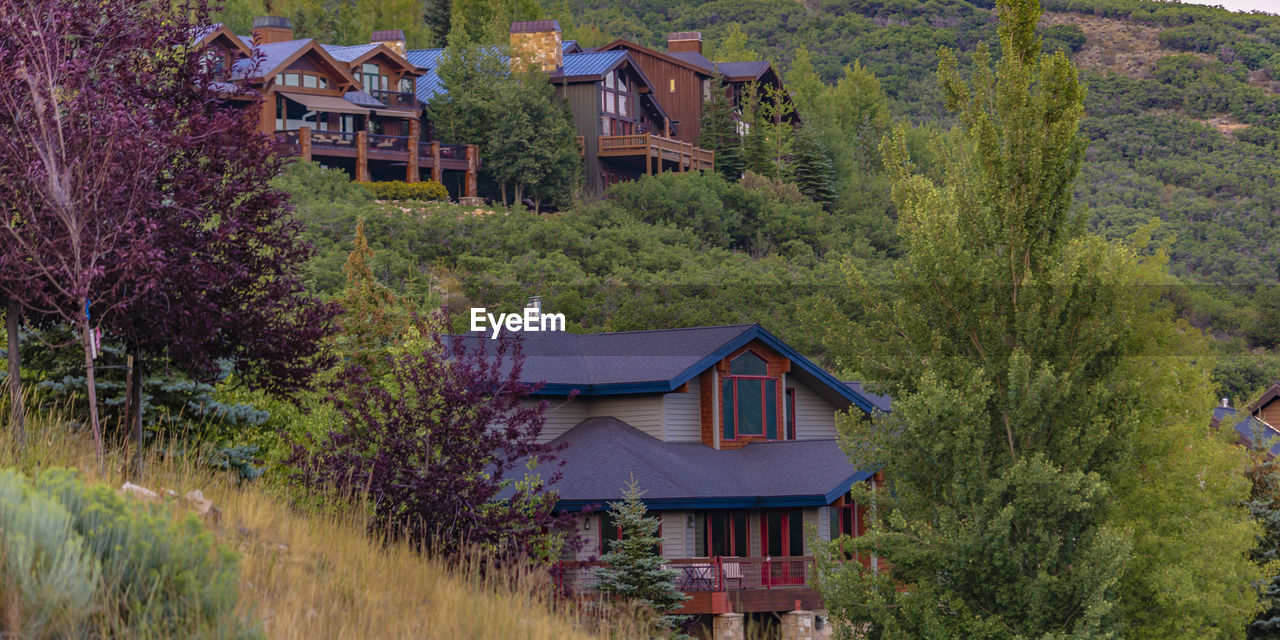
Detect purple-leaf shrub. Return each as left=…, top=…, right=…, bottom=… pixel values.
left=286, top=329, right=577, bottom=563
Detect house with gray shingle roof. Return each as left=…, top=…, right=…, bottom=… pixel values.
left=479, top=323, right=884, bottom=619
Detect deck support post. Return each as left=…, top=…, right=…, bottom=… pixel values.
left=407, top=119, right=420, bottom=183
left=298, top=126, right=311, bottom=162
left=713, top=613, right=745, bottom=640
left=465, top=144, right=478, bottom=197
left=430, top=142, right=442, bottom=183
left=780, top=610, right=816, bottom=640
left=356, top=130, right=370, bottom=182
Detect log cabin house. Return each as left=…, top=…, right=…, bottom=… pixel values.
left=196, top=17, right=480, bottom=197
left=478, top=324, right=886, bottom=636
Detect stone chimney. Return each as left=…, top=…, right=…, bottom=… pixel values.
left=252, top=16, right=294, bottom=45
left=509, top=20, right=562, bottom=72
left=372, top=30, right=406, bottom=56
left=668, top=31, right=702, bottom=55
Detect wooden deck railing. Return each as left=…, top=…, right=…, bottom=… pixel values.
left=554, top=556, right=814, bottom=597
left=598, top=133, right=715, bottom=170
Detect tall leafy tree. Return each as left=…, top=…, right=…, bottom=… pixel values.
left=815, top=0, right=1259, bottom=637
left=709, top=23, right=757, bottom=62
left=0, top=0, right=177, bottom=461
left=594, top=479, right=689, bottom=638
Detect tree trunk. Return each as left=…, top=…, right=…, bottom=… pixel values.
left=82, top=318, right=104, bottom=466
left=6, top=298, right=23, bottom=448
left=129, top=353, right=144, bottom=476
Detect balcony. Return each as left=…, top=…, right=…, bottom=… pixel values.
left=275, top=129, right=478, bottom=193
left=368, top=89, right=419, bottom=110
left=554, top=556, right=821, bottom=615
left=598, top=133, right=714, bottom=172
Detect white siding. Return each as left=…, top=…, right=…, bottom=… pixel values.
left=803, top=508, right=821, bottom=555
left=663, top=376, right=702, bottom=441
left=574, top=513, right=599, bottom=560
left=817, top=506, right=831, bottom=543
left=790, top=380, right=840, bottom=440
left=592, top=395, right=665, bottom=440
left=660, top=510, right=688, bottom=559
left=529, top=398, right=591, bottom=443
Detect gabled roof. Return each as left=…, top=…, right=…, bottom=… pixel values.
left=562, top=40, right=582, bottom=54
left=1248, top=382, right=1280, bottom=415
left=450, top=323, right=884, bottom=415
left=193, top=23, right=254, bottom=57
left=598, top=38, right=713, bottom=77
left=517, top=418, right=873, bottom=511
left=230, top=39, right=360, bottom=89
left=322, top=42, right=421, bottom=73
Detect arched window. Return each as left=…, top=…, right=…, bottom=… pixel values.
left=721, top=351, right=779, bottom=441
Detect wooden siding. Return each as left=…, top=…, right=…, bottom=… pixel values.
left=663, top=375, right=702, bottom=441
left=555, top=82, right=604, bottom=194
left=1261, top=401, right=1280, bottom=429
left=790, top=378, right=840, bottom=439
left=610, top=46, right=706, bottom=144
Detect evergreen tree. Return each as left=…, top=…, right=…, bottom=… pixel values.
left=334, top=220, right=416, bottom=372
left=594, top=480, right=690, bottom=638
left=698, top=74, right=745, bottom=181
left=791, top=124, right=836, bottom=206
left=424, top=0, right=451, bottom=46
left=815, top=0, right=1260, bottom=637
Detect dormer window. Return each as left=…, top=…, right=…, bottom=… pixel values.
left=721, top=350, right=780, bottom=441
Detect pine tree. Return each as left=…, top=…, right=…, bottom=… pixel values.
left=334, top=220, right=415, bottom=372
left=791, top=124, right=836, bottom=205
left=594, top=480, right=690, bottom=638
left=423, top=0, right=451, bottom=47
left=1247, top=450, right=1280, bottom=638
left=814, top=0, right=1261, bottom=637
left=698, top=74, right=744, bottom=182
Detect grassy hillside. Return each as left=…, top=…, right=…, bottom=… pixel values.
left=0, top=407, right=628, bottom=640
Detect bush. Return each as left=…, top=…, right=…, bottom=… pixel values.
left=0, top=468, right=260, bottom=639
left=362, top=180, right=450, bottom=202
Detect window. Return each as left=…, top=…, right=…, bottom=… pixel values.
left=362, top=63, right=379, bottom=92
left=302, top=74, right=318, bottom=88
left=284, top=72, right=301, bottom=86
left=606, top=92, right=616, bottom=114
left=696, top=511, right=748, bottom=557
left=762, top=509, right=804, bottom=557
left=721, top=351, right=779, bottom=440
left=669, top=78, right=676, bottom=92
left=380, top=74, right=389, bottom=92
left=317, top=76, right=328, bottom=89
left=398, top=77, right=415, bottom=94
left=786, top=388, right=796, bottom=440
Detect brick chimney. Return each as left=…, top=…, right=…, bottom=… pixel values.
left=372, top=30, right=406, bottom=56
left=509, top=20, right=562, bottom=72
left=252, top=16, right=293, bottom=45
left=668, top=31, right=702, bottom=55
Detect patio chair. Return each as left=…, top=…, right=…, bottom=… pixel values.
left=721, top=558, right=744, bottom=590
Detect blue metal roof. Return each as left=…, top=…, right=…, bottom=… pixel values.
left=560, top=50, right=627, bottom=80
left=404, top=47, right=445, bottom=69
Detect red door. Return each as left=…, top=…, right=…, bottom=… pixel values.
left=761, top=509, right=806, bottom=585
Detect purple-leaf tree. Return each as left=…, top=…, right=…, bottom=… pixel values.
left=0, top=0, right=178, bottom=460
left=285, top=327, right=577, bottom=563
left=100, top=4, right=336, bottom=456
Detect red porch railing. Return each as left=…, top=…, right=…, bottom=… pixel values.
left=554, top=556, right=815, bottom=597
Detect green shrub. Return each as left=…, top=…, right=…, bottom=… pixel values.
left=361, top=180, right=450, bottom=202
left=0, top=468, right=261, bottom=639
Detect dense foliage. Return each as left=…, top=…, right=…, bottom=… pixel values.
left=283, top=328, right=573, bottom=562
left=362, top=180, right=451, bottom=202
left=813, top=0, right=1261, bottom=637
left=0, top=468, right=258, bottom=638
